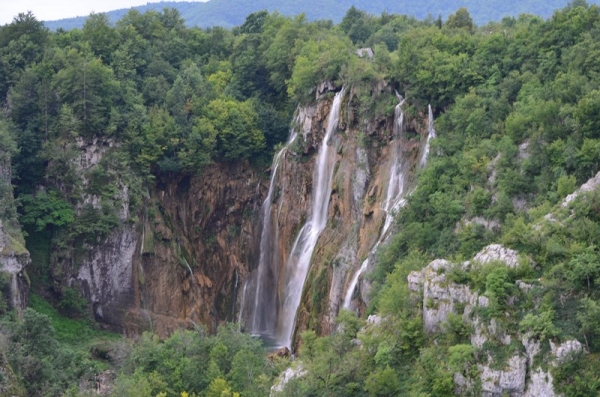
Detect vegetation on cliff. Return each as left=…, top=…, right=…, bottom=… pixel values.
left=2, top=1, right=600, bottom=395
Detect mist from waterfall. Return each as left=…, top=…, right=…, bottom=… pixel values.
left=276, top=89, right=345, bottom=348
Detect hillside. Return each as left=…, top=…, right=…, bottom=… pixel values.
left=43, top=0, right=600, bottom=29
left=3, top=2, right=600, bottom=396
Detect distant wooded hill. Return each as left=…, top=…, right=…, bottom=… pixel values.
left=42, top=0, right=600, bottom=30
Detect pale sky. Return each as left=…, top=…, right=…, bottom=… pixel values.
left=0, top=0, right=209, bottom=25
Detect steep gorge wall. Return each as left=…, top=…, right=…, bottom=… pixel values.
left=40, top=135, right=264, bottom=336
left=47, top=82, right=433, bottom=340
left=61, top=158, right=264, bottom=336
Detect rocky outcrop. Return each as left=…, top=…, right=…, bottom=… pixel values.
left=270, top=364, right=306, bottom=396
left=473, top=244, right=520, bottom=268
left=410, top=244, right=583, bottom=396
left=0, top=220, right=30, bottom=316
left=76, top=226, right=138, bottom=330
left=129, top=163, right=263, bottom=336
left=562, top=171, right=600, bottom=207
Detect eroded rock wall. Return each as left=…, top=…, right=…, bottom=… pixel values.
left=0, top=151, right=29, bottom=316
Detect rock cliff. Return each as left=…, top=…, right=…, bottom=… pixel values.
left=409, top=244, right=585, bottom=396
left=0, top=149, right=29, bottom=316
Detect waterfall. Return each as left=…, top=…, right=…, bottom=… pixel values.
left=247, top=131, right=298, bottom=336
left=419, top=104, right=437, bottom=168
left=343, top=96, right=407, bottom=309
left=237, top=282, right=247, bottom=332
left=276, top=88, right=345, bottom=348
left=11, top=273, right=21, bottom=313
left=231, top=267, right=239, bottom=321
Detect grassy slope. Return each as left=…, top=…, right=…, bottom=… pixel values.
left=28, top=294, right=120, bottom=345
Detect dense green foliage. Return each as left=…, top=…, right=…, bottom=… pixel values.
left=3, top=1, right=600, bottom=396
left=42, top=0, right=600, bottom=30
left=0, top=301, right=278, bottom=397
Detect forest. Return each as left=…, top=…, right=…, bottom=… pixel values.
left=2, top=1, right=600, bottom=396
left=44, top=0, right=600, bottom=30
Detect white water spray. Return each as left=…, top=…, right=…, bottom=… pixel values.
left=277, top=89, right=345, bottom=347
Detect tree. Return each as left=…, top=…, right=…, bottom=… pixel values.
left=577, top=297, right=600, bottom=351
left=229, top=349, right=269, bottom=396
left=0, top=12, right=48, bottom=98
left=568, top=248, right=600, bottom=291
left=364, top=365, right=402, bottom=397
left=520, top=310, right=559, bottom=340
left=200, top=98, right=265, bottom=161
left=53, top=50, right=120, bottom=136
left=446, top=8, right=476, bottom=33
left=82, top=13, right=119, bottom=63
left=239, top=11, right=269, bottom=34
left=20, top=190, right=75, bottom=232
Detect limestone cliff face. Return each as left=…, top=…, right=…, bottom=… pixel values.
left=0, top=151, right=29, bottom=316
left=409, top=244, right=584, bottom=397
left=128, top=164, right=262, bottom=335
left=57, top=145, right=262, bottom=335
left=0, top=220, right=30, bottom=316
left=41, top=132, right=263, bottom=335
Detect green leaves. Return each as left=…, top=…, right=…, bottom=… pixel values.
left=20, top=190, right=75, bottom=232
left=519, top=310, right=560, bottom=341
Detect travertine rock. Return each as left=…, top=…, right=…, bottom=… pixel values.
left=473, top=244, right=520, bottom=268
left=270, top=365, right=307, bottom=396
left=412, top=245, right=582, bottom=397
left=562, top=171, right=600, bottom=207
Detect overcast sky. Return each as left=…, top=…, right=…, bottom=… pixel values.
left=1, top=0, right=209, bottom=25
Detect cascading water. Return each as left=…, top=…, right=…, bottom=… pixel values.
left=238, top=282, right=247, bottom=332
left=419, top=104, right=437, bottom=168
left=11, top=273, right=21, bottom=313
left=276, top=88, right=345, bottom=348
left=246, top=131, right=298, bottom=337
left=343, top=96, right=407, bottom=309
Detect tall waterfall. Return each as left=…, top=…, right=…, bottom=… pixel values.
left=419, top=104, right=437, bottom=168
left=343, top=96, right=407, bottom=309
left=276, top=89, right=345, bottom=348
left=246, top=131, right=298, bottom=337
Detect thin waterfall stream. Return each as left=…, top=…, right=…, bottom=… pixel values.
left=420, top=104, right=437, bottom=168
left=246, top=131, right=298, bottom=337
left=343, top=95, right=407, bottom=309
left=344, top=102, right=437, bottom=309
left=276, top=89, right=345, bottom=348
